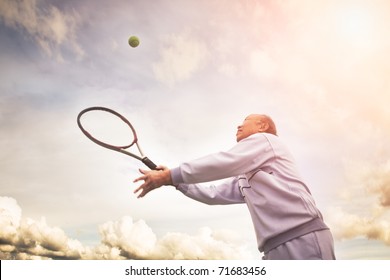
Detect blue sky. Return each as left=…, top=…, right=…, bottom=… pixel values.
left=1, top=0, right=390, bottom=259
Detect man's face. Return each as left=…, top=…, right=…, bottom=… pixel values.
left=236, top=115, right=262, bottom=142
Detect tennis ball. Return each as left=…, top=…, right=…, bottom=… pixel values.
left=128, top=36, right=140, bottom=48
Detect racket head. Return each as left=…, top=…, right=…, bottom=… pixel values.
left=77, top=106, right=138, bottom=151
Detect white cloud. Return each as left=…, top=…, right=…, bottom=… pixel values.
left=327, top=207, right=390, bottom=246
left=249, top=49, right=278, bottom=79
left=0, top=196, right=254, bottom=260
left=0, top=196, right=84, bottom=259
left=99, top=216, right=157, bottom=259
left=0, top=197, right=21, bottom=244
left=152, top=32, right=209, bottom=87
left=326, top=159, right=390, bottom=246
left=152, top=227, right=252, bottom=260
left=0, top=0, right=84, bottom=60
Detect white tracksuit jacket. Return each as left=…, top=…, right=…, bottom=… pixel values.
left=170, top=133, right=329, bottom=253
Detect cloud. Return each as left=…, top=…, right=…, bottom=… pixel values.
left=151, top=227, right=251, bottom=260
left=152, top=32, right=209, bottom=87
left=326, top=159, right=390, bottom=246
left=98, top=216, right=157, bottom=259
left=0, top=197, right=84, bottom=259
left=0, top=196, right=254, bottom=260
left=342, top=159, right=390, bottom=209
left=327, top=207, right=390, bottom=246
left=249, top=49, right=278, bottom=79
left=0, top=0, right=84, bottom=60
left=0, top=197, right=21, bottom=243
left=364, top=161, right=390, bottom=207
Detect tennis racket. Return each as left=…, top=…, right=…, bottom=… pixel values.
left=77, top=106, right=157, bottom=170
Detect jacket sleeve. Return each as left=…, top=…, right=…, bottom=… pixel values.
left=175, top=176, right=246, bottom=205
left=171, top=133, right=275, bottom=184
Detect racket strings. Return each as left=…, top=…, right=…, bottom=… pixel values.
left=78, top=108, right=136, bottom=149
left=77, top=107, right=157, bottom=170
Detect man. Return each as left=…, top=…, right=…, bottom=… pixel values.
left=134, top=114, right=335, bottom=260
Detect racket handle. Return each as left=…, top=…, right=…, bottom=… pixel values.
left=142, top=157, right=157, bottom=170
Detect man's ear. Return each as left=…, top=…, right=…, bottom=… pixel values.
left=258, top=122, right=270, bottom=132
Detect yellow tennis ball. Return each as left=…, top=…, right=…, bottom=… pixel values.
left=128, top=36, right=140, bottom=48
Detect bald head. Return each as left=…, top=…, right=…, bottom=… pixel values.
left=236, top=114, right=277, bottom=142
left=255, top=114, right=277, bottom=136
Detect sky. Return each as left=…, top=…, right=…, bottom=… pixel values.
left=0, top=0, right=390, bottom=260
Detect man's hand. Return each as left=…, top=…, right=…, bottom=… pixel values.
left=133, top=166, right=173, bottom=198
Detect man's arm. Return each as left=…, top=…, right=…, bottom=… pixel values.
left=176, top=176, right=245, bottom=205
left=133, top=168, right=246, bottom=205
left=171, top=133, right=274, bottom=184
left=133, top=133, right=275, bottom=198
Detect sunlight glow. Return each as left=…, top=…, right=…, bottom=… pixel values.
left=337, top=7, right=376, bottom=48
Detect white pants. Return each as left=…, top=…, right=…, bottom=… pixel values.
left=262, top=229, right=336, bottom=260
